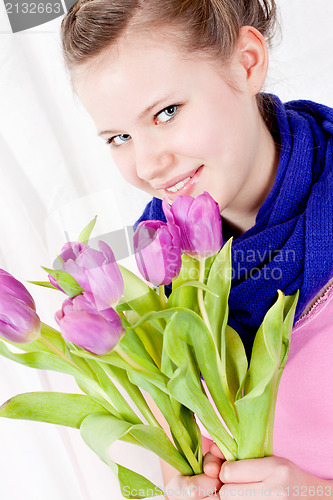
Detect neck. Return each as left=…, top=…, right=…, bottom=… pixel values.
left=221, top=113, right=279, bottom=237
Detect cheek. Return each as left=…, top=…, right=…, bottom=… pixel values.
left=110, top=148, right=149, bottom=189
left=110, top=149, right=136, bottom=183
left=171, top=109, right=223, bottom=159
left=180, top=112, right=226, bottom=160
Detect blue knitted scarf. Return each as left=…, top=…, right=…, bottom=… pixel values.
left=134, top=94, right=333, bottom=355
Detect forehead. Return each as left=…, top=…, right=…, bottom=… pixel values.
left=73, top=36, right=226, bottom=131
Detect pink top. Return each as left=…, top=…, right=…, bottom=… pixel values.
left=197, top=283, right=333, bottom=479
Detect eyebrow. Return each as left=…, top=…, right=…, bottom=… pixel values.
left=97, top=94, right=174, bottom=137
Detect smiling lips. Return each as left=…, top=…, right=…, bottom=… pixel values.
left=165, top=175, right=193, bottom=193
left=162, top=165, right=204, bottom=201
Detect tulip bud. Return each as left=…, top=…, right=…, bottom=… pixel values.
left=48, top=241, right=89, bottom=296
left=162, top=192, right=223, bottom=259
left=48, top=274, right=65, bottom=293
left=55, top=294, right=124, bottom=355
left=0, top=269, right=36, bottom=310
left=134, top=220, right=182, bottom=286
left=60, top=241, right=124, bottom=311
left=0, top=289, right=40, bottom=345
left=58, top=241, right=89, bottom=263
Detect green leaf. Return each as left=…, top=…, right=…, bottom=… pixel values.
left=264, top=290, right=299, bottom=455
left=129, top=425, right=193, bottom=475
left=167, top=365, right=237, bottom=460
left=118, top=265, right=165, bottom=335
left=168, top=280, right=219, bottom=307
left=28, top=280, right=58, bottom=290
left=279, top=291, right=299, bottom=372
left=118, top=265, right=161, bottom=314
left=0, top=392, right=106, bottom=428
left=125, top=368, right=197, bottom=464
left=204, top=238, right=233, bottom=357
left=0, top=340, right=84, bottom=379
left=123, top=312, right=162, bottom=368
left=42, top=267, right=83, bottom=298
left=161, top=312, right=200, bottom=453
left=80, top=412, right=188, bottom=497
left=133, top=307, right=238, bottom=439
left=71, top=349, right=169, bottom=394
left=102, top=364, right=160, bottom=428
left=162, top=312, right=237, bottom=460
left=81, top=413, right=163, bottom=498
left=116, top=299, right=132, bottom=312
left=246, top=290, right=285, bottom=392
left=167, top=254, right=200, bottom=311
left=73, top=373, right=123, bottom=420
left=120, top=322, right=158, bottom=367
left=235, top=291, right=285, bottom=458
left=178, top=404, right=203, bottom=466
left=236, top=378, right=276, bottom=459
left=224, top=325, right=248, bottom=403
left=83, top=359, right=143, bottom=425
left=77, top=216, right=97, bottom=244
left=127, top=371, right=172, bottom=422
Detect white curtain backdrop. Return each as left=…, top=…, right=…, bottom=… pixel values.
left=0, top=1, right=332, bottom=498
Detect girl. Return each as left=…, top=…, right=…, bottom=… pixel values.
left=61, top=1, right=333, bottom=498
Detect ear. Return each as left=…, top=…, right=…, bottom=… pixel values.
left=235, top=26, right=269, bottom=95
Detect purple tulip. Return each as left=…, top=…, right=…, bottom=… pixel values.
left=134, top=220, right=182, bottom=286
left=162, top=192, right=223, bottom=259
left=59, top=241, right=124, bottom=311
left=0, top=269, right=36, bottom=310
left=55, top=294, right=124, bottom=355
left=48, top=275, right=65, bottom=293
left=58, top=241, right=89, bottom=263
left=0, top=270, right=41, bottom=343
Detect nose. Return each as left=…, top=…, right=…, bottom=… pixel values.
left=134, top=135, right=175, bottom=182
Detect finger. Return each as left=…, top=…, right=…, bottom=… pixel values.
left=209, top=442, right=226, bottom=460
left=220, top=482, right=263, bottom=498
left=183, top=473, right=222, bottom=498
left=219, top=457, right=280, bottom=484
left=166, top=472, right=222, bottom=499
left=203, top=452, right=224, bottom=478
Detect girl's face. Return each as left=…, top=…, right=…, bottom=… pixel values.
left=75, top=34, right=273, bottom=219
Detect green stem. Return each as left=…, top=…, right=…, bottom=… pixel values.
left=114, top=345, right=154, bottom=375
left=197, top=259, right=214, bottom=336
left=167, top=400, right=202, bottom=474
left=158, top=285, right=167, bottom=309
left=136, top=326, right=161, bottom=368
left=102, top=363, right=161, bottom=428
left=39, top=336, right=84, bottom=372
left=121, top=313, right=162, bottom=369
left=176, top=432, right=201, bottom=474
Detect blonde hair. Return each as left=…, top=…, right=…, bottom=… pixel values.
left=61, top=0, right=278, bottom=71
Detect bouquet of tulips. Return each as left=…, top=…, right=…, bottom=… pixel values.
left=0, top=193, right=298, bottom=499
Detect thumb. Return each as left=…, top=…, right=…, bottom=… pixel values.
left=209, top=442, right=226, bottom=460
left=203, top=452, right=224, bottom=478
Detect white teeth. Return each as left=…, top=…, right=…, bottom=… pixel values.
left=166, top=176, right=191, bottom=193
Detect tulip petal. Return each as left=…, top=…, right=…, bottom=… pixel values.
left=60, top=310, right=124, bottom=355
left=134, top=221, right=182, bottom=286
left=163, top=192, right=223, bottom=259
left=59, top=242, right=89, bottom=263
left=0, top=292, right=40, bottom=343
left=62, top=243, right=124, bottom=310
left=0, top=270, right=36, bottom=310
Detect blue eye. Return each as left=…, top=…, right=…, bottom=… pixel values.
left=106, top=133, right=131, bottom=147
left=155, top=105, right=180, bottom=124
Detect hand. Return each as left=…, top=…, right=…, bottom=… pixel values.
left=214, top=452, right=333, bottom=499
left=164, top=446, right=225, bottom=499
